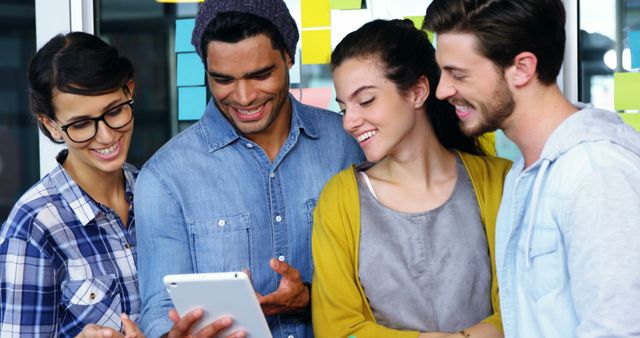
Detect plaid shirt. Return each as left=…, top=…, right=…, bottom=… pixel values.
left=0, top=152, right=139, bottom=338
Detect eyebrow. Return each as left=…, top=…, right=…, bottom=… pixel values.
left=442, top=65, right=469, bottom=74
left=335, top=85, right=377, bottom=104
left=208, top=64, right=276, bottom=80
left=61, top=98, right=127, bottom=124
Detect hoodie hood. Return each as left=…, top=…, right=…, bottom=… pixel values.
left=539, top=103, right=640, bottom=162
left=523, top=103, right=640, bottom=268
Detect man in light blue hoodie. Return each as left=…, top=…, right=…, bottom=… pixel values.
left=424, top=1, right=640, bottom=337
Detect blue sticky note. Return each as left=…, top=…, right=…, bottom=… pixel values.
left=176, top=18, right=196, bottom=53
left=177, top=52, right=204, bottom=86
left=629, top=31, right=640, bottom=69
left=178, top=86, right=207, bottom=120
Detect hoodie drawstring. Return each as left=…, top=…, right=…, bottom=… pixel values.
left=524, top=159, right=551, bottom=268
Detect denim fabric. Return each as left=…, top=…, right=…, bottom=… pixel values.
left=135, top=96, right=363, bottom=338
left=495, top=106, right=640, bottom=338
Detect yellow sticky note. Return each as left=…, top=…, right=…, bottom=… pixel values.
left=302, top=0, right=330, bottom=28
left=302, top=29, right=331, bottom=64
left=404, top=16, right=435, bottom=43
left=330, top=0, right=361, bottom=10
left=620, top=113, right=640, bottom=132
left=614, top=72, right=640, bottom=111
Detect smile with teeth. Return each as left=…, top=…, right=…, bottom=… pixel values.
left=456, top=105, right=473, bottom=112
left=235, top=104, right=265, bottom=115
left=357, top=130, right=378, bottom=143
left=93, top=142, right=119, bottom=155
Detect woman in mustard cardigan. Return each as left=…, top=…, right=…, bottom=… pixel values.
left=311, top=19, right=511, bottom=338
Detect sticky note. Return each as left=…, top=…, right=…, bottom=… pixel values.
left=495, top=129, right=521, bottom=162
left=404, top=15, right=435, bottom=43
left=614, top=72, right=640, bottom=111
left=620, top=113, right=640, bottom=132
left=177, top=52, right=204, bottom=86
left=301, top=0, right=330, bottom=27
left=175, top=18, right=196, bottom=53
left=331, top=9, right=373, bottom=49
left=302, top=29, right=331, bottom=64
left=178, top=86, right=207, bottom=120
left=330, top=0, right=361, bottom=10
left=629, top=31, right=640, bottom=69
left=289, top=87, right=333, bottom=109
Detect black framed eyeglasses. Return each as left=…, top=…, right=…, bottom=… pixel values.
left=58, top=99, right=135, bottom=143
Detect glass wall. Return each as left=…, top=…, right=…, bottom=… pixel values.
left=95, top=0, right=200, bottom=167
left=580, top=0, right=640, bottom=112
left=0, top=0, right=38, bottom=219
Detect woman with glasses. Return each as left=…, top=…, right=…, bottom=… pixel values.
left=0, top=32, right=143, bottom=338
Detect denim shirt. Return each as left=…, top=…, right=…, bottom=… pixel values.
left=135, top=96, right=363, bottom=338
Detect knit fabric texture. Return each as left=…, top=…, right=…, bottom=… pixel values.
left=191, top=0, right=299, bottom=64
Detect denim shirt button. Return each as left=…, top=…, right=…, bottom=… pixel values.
left=275, top=215, right=282, bottom=222
left=270, top=172, right=275, bottom=178
left=278, top=255, right=286, bottom=262
left=245, top=143, right=253, bottom=148
left=217, top=219, right=226, bottom=227
left=287, top=335, right=294, bottom=338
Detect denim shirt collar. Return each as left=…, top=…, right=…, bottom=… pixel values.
left=200, top=94, right=319, bottom=153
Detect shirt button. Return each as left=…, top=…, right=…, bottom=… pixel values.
left=278, top=255, right=286, bottom=262
left=89, top=292, right=96, bottom=300
left=288, top=335, right=294, bottom=338
left=218, top=219, right=226, bottom=227
left=124, top=243, right=131, bottom=249
left=246, top=143, right=253, bottom=148
left=275, top=215, right=282, bottom=222
left=269, top=172, right=275, bottom=178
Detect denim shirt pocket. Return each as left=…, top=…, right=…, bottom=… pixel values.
left=190, top=212, right=252, bottom=272
left=61, top=274, right=122, bottom=329
left=305, top=198, right=317, bottom=270
left=523, top=226, right=563, bottom=300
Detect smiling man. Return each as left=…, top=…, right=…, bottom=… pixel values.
left=134, top=1, right=362, bottom=337
left=424, top=1, right=640, bottom=338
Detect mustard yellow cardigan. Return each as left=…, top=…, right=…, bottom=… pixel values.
left=311, top=152, right=511, bottom=338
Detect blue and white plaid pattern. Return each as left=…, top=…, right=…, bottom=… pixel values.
left=0, top=158, right=139, bottom=338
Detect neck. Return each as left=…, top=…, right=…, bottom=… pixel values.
left=247, top=99, right=292, bottom=162
left=375, top=117, right=457, bottom=187
left=63, top=160, right=125, bottom=207
left=502, top=84, right=577, bottom=168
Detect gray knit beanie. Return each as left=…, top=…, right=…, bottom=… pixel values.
left=191, top=0, right=299, bottom=64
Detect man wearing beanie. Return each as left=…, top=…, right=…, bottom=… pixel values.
left=134, top=0, right=363, bottom=337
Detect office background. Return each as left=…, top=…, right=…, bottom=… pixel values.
left=0, top=0, right=639, bottom=220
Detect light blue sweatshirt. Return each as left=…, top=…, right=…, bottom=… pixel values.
left=496, top=104, right=640, bottom=338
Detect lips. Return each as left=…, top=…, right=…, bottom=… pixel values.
left=230, top=102, right=268, bottom=122
left=92, top=140, right=121, bottom=160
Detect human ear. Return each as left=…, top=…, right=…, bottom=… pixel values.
left=410, top=75, right=430, bottom=109
left=38, top=115, right=64, bottom=142
left=510, top=51, right=538, bottom=87
left=126, top=80, right=135, bottom=97
left=284, top=52, right=293, bottom=69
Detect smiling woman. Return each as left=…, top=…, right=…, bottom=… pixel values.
left=0, top=32, right=144, bottom=338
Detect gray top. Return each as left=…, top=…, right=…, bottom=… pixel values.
left=357, top=156, right=492, bottom=332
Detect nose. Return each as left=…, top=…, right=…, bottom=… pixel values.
left=342, top=107, right=364, bottom=133
left=94, top=120, right=117, bottom=143
left=233, top=80, right=258, bottom=106
left=435, top=73, right=456, bottom=100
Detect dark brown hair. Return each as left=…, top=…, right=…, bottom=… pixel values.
left=28, top=32, right=134, bottom=143
left=423, top=0, right=566, bottom=85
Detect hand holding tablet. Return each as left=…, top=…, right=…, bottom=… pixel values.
left=163, top=272, right=272, bottom=338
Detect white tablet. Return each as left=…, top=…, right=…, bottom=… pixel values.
left=163, top=272, right=272, bottom=338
